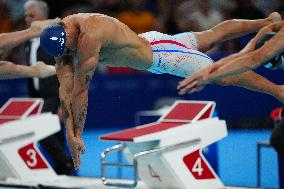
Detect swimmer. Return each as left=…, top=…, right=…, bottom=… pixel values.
left=178, top=21, right=284, bottom=95
left=0, top=18, right=59, bottom=79
left=40, top=12, right=284, bottom=169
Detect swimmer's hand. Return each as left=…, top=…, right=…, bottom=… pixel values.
left=177, top=66, right=212, bottom=95
left=67, top=136, right=85, bottom=170
left=30, top=18, right=61, bottom=35
left=33, top=61, right=56, bottom=78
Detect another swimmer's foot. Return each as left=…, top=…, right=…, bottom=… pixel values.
left=267, top=12, right=282, bottom=24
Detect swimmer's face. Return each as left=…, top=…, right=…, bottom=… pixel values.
left=58, top=21, right=75, bottom=57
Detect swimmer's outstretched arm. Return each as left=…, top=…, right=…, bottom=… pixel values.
left=207, top=21, right=284, bottom=81
left=0, top=18, right=60, bottom=51
left=55, top=56, right=75, bottom=138
left=0, top=61, right=56, bottom=79
left=56, top=52, right=97, bottom=169
left=70, top=56, right=97, bottom=169
left=55, top=55, right=83, bottom=168
left=178, top=22, right=284, bottom=94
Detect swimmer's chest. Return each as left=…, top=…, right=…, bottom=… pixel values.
left=98, top=46, right=148, bottom=69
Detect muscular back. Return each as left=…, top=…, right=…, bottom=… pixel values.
left=63, top=13, right=153, bottom=70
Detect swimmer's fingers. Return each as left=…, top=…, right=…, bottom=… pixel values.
left=30, top=18, right=61, bottom=34
left=34, top=61, right=56, bottom=78
left=178, top=67, right=211, bottom=94
left=68, top=137, right=85, bottom=170
left=178, top=79, right=200, bottom=95
left=189, top=84, right=205, bottom=94
left=177, top=75, right=196, bottom=91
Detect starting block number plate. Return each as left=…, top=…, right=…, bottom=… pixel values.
left=183, top=150, right=215, bottom=179
left=18, top=143, right=48, bottom=169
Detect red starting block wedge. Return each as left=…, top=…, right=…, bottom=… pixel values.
left=0, top=98, right=43, bottom=121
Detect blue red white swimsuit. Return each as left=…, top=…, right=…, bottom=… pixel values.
left=139, top=31, right=214, bottom=78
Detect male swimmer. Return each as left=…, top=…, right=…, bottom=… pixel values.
left=178, top=21, right=284, bottom=95
left=0, top=18, right=59, bottom=79
left=39, top=12, right=284, bottom=169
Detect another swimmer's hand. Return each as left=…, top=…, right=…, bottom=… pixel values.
left=67, top=136, right=85, bottom=170
left=30, top=18, right=61, bottom=36
left=33, top=61, right=56, bottom=78
left=177, top=66, right=212, bottom=95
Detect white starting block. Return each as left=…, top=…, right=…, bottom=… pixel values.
left=0, top=98, right=105, bottom=189
left=0, top=98, right=60, bottom=181
left=100, top=101, right=228, bottom=189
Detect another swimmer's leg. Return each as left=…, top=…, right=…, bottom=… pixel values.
left=214, top=71, right=284, bottom=104
left=195, top=12, right=281, bottom=52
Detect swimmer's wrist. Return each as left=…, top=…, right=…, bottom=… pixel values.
left=66, top=131, right=75, bottom=139
left=27, top=28, right=40, bottom=38
left=74, top=127, right=83, bottom=138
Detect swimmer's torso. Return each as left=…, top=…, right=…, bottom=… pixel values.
left=63, top=13, right=153, bottom=70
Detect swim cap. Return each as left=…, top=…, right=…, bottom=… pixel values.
left=40, top=24, right=66, bottom=57
left=255, top=32, right=284, bottom=70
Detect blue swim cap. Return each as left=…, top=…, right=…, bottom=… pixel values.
left=40, top=24, right=66, bottom=57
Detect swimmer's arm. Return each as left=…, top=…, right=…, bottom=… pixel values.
left=0, top=61, right=56, bottom=79
left=0, top=18, right=60, bottom=51
left=0, top=29, right=38, bottom=51
left=240, top=21, right=284, bottom=53
left=55, top=56, right=75, bottom=138
left=72, top=57, right=96, bottom=138
left=207, top=25, right=284, bottom=82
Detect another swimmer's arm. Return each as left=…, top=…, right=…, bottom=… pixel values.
left=0, top=18, right=60, bottom=51
left=0, top=61, right=56, bottom=79
left=55, top=56, right=75, bottom=138
left=207, top=23, right=284, bottom=82
left=0, top=29, right=38, bottom=51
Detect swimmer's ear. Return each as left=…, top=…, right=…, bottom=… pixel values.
left=58, top=21, right=66, bottom=28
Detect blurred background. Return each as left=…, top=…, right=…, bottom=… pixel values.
left=0, top=0, right=284, bottom=188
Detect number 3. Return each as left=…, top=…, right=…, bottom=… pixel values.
left=26, top=149, right=37, bottom=167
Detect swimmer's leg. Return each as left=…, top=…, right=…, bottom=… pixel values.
left=195, top=12, right=281, bottom=52
left=208, top=25, right=284, bottom=79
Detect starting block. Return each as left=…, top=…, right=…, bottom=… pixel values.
left=0, top=98, right=266, bottom=189
left=0, top=98, right=60, bottom=181
left=100, top=101, right=228, bottom=189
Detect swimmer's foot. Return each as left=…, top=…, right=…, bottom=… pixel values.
left=267, top=12, right=282, bottom=24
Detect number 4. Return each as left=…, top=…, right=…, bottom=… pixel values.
left=148, top=165, right=161, bottom=182
left=192, top=157, right=203, bottom=176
